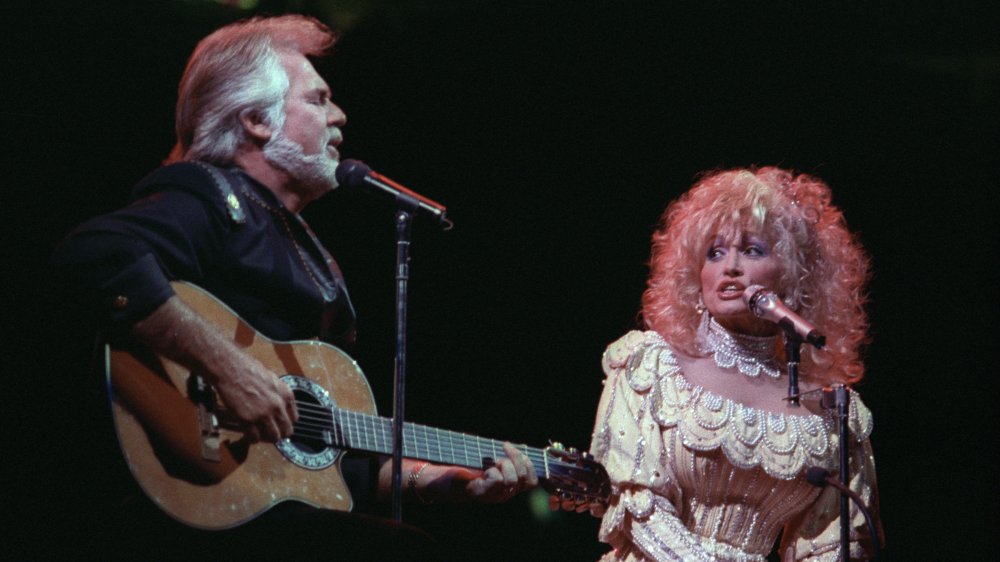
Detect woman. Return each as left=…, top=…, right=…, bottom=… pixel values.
left=589, top=167, right=881, bottom=560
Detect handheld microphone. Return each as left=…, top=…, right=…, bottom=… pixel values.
left=742, top=285, right=826, bottom=349
left=334, top=159, right=450, bottom=228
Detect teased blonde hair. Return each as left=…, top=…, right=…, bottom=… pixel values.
left=642, top=167, right=871, bottom=384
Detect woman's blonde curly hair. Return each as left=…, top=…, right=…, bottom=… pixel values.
left=641, top=167, right=871, bottom=384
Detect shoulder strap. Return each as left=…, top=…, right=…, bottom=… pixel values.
left=132, top=161, right=246, bottom=224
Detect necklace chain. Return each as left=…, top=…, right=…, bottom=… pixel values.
left=698, top=313, right=782, bottom=379
left=241, top=184, right=333, bottom=301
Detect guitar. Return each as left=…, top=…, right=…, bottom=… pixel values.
left=107, top=281, right=609, bottom=530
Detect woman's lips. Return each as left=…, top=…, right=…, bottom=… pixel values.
left=717, top=281, right=746, bottom=300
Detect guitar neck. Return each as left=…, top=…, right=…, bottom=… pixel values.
left=318, top=406, right=549, bottom=475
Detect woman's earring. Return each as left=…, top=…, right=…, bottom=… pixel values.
left=695, top=294, right=706, bottom=315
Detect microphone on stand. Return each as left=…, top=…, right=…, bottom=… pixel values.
left=334, top=159, right=451, bottom=228
left=805, top=467, right=883, bottom=553
left=742, top=285, right=825, bottom=349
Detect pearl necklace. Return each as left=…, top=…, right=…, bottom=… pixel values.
left=698, top=313, right=783, bottom=379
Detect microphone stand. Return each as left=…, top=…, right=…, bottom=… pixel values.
left=782, top=332, right=803, bottom=407
left=830, top=385, right=852, bottom=558
left=389, top=201, right=418, bottom=523
left=340, top=160, right=450, bottom=523
left=774, top=305, right=876, bottom=557
left=804, top=385, right=856, bottom=559
left=783, top=335, right=849, bottom=556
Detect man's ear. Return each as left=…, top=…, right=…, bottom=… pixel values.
left=239, top=110, right=273, bottom=144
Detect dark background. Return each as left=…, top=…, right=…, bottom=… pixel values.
left=4, top=0, right=997, bottom=559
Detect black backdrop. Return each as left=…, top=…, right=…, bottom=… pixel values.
left=4, top=1, right=997, bottom=559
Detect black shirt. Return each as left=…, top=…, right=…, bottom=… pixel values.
left=53, top=161, right=356, bottom=346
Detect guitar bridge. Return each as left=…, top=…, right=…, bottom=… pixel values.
left=189, top=375, right=222, bottom=462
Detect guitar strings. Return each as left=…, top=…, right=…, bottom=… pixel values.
left=284, top=398, right=589, bottom=477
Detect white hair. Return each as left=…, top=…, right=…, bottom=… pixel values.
left=167, top=15, right=336, bottom=165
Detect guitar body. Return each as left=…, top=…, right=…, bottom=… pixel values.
left=108, top=281, right=376, bottom=529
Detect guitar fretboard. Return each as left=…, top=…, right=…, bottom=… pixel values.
left=294, top=401, right=553, bottom=477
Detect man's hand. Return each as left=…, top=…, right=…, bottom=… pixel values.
left=211, top=352, right=298, bottom=443
left=131, top=295, right=298, bottom=443
left=461, top=442, right=539, bottom=502
left=442, top=443, right=538, bottom=503
left=378, top=443, right=539, bottom=504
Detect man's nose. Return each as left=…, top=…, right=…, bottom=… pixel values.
left=327, top=101, right=346, bottom=127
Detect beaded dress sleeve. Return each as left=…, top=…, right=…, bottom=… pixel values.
left=590, top=331, right=718, bottom=561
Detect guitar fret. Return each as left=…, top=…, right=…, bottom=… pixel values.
left=378, top=416, right=392, bottom=451
left=350, top=411, right=359, bottom=450
left=419, top=423, right=429, bottom=461
left=342, top=409, right=352, bottom=448
left=417, top=424, right=426, bottom=459
left=356, top=412, right=365, bottom=450
left=435, top=427, right=443, bottom=463
left=462, top=430, right=472, bottom=466
left=348, top=410, right=358, bottom=450
left=368, top=412, right=376, bottom=452
left=406, top=422, right=416, bottom=459
left=380, top=415, right=390, bottom=455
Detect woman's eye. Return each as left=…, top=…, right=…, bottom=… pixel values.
left=744, top=245, right=766, bottom=257
left=707, top=247, right=725, bottom=260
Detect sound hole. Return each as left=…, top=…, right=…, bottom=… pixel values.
left=290, top=388, right=333, bottom=454
left=276, top=375, right=339, bottom=470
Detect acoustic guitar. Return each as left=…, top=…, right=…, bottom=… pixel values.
left=107, top=281, right=608, bottom=529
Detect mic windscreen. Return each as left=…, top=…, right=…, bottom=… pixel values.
left=334, top=159, right=371, bottom=189
left=742, top=285, right=766, bottom=312
left=805, top=466, right=830, bottom=488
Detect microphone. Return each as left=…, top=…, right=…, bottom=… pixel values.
left=805, top=467, right=883, bottom=553
left=742, top=285, right=826, bottom=349
left=335, top=159, right=450, bottom=227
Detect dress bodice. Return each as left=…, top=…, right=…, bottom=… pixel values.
left=590, top=331, right=878, bottom=561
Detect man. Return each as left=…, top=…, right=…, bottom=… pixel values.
left=53, top=14, right=535, bottom=558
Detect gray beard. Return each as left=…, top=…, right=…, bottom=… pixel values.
left=262, top=129, right=339, bottom=194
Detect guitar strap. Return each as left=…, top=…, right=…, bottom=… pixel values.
left=131, top=161, right=246, bottom=224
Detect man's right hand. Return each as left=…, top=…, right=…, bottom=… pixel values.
left=131, top=295, right=298, bottom=443
left=211, top=352, right=298, bottom=443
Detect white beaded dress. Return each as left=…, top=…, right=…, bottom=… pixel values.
left=590, top=330, right=880, bottom=561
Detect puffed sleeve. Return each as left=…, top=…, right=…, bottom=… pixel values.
left=780, top=398, right=883, bottom=561
left=590, top=331, right=715, bottom=561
